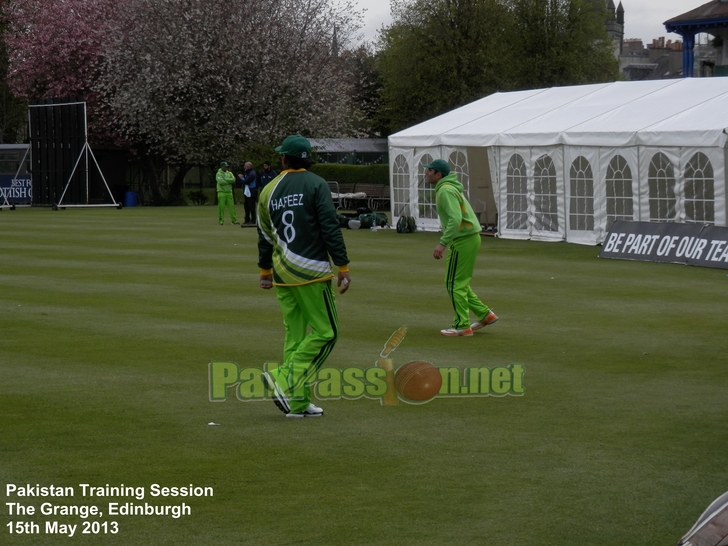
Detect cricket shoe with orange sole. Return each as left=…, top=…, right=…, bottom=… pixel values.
left=440, top=327, right=474, bottom=337
left=470, top=310, right=499, bottom=331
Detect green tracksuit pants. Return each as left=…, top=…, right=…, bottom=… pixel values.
left=445, top=234, right=491, bottom=329
left=268, top=280, right=338, bottom=414
left=217, top=192, right=237, bottom=224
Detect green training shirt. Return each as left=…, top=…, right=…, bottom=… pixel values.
left=435, top=173, right=482, bottom=246
left=216, top=168, right=235, bottom=193
left=257, top=169, right=349, bottom=286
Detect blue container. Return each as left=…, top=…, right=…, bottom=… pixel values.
left=124, top=191, right=138, bottom=207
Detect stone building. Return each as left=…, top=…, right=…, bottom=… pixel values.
left=605, top=0, right=625, bottom=57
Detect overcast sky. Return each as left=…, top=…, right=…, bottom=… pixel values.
left=359, top=0, right=712, bottom=46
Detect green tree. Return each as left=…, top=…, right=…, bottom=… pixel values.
left=507, top=0, right=619, bottom=89
left=343, top=44, right=386, bottom=138
left=376, top=0, right=619, bottom=134
left=377, top=0, right=511, bottom=133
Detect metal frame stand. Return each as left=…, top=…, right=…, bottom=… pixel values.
left=55, top=140, right=120, bottom=210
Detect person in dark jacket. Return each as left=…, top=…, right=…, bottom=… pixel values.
left=257, top=161, right=278, bottom=190
left=239, top=162, right=258, bottom=224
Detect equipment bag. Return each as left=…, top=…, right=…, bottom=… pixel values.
left=359, top=213, right=388, bottom=229
left=396, top=216, right=417, bottom=233
left=337, top=214, right=351, bottom=228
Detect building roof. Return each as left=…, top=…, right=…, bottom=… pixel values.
left=389, top=78, right=728, bottom=150
left=623, top=63, right=658, bottom=69
left=665, top=0, right=728, bottom=31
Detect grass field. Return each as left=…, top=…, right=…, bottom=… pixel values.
left=1, top=205, right=727, bottom=545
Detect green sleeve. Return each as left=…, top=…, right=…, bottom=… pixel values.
left=437, top=187, right=463, bottom=246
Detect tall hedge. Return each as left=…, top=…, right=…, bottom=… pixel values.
left=309, top=164, right=389, bottom=185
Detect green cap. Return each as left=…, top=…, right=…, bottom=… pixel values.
left=275, top=135, right=311, bottom=159
left=422, top=159, right=450, bottom=176
left=220, top=161, right=229, bottom=167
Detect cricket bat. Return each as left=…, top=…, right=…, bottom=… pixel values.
left=377, top=326, right=407, bottom=406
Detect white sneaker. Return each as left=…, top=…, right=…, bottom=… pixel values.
left=440, top=327, right=474, bottom=337
left=286, top=403, right=324, bottom=418
left=262, top=372, right=290, bottom=414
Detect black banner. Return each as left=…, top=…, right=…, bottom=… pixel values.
left=0, top=175, right=31, bottom=204
left=599, top=221, right=728, bottom=270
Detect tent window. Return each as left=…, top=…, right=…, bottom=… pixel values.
left=506, top=153, right=528, bottom=230
left=533, top=154, right=558, bottom=232
left=606, top=155, right=634, bottom=229
left=569, top=156, right=594, bottom=231
left=392, top=154, right=411, bottom=216
left=449, top=151, right=469, bottom=199
left=684, top=152, right=714, bottom=225
left=418, top=154, right=437, bottom=220
left=648, top=152, right=676, bottom=222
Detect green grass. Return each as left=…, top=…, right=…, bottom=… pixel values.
left=1, top=206, right=727, bottom=545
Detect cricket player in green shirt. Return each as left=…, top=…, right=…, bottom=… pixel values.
left=424, top=159, right=498, bottom=337
left=216, top=161, right=238, bottom=225
left=258, top=135, right=351, bottom=418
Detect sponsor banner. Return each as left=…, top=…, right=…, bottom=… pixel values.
left=0, top=175, right=32, bottom=204
left=599, top=220, right=728, bottom=270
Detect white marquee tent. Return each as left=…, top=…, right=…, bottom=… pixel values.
left=388, top=78, right=728, bottom=244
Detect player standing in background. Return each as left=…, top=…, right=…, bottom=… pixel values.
left=215, top=161, right=238, bottom=225
left=257, top=135, right=351, bottom=418
left=423, top=159, right=498, bottom=337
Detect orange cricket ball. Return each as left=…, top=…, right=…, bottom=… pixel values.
left=394, top=361, right=442, bottom=402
